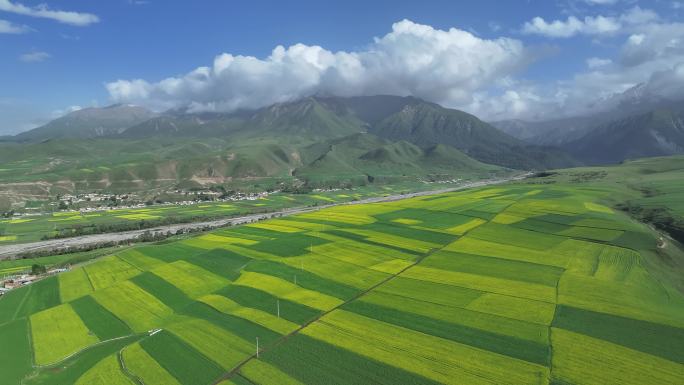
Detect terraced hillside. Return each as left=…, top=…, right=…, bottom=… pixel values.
left=1, top=183, right=683, bottom=385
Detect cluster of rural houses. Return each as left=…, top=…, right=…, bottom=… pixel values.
left=0, top=267, right=69, bottom=296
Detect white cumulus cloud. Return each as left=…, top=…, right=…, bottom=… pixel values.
left=584, top=0, right=619, bottom=4
left=0, top=18, right=28, bottom=33
left=586, top=57, right=612, bottom=68
left=522, top=15, right=620, bottom=38
left=107, top=19, right=529, bottom=114
left=0, top=0, right=99, bottom=26
left=522, top=6, right=657, bottom=38
left=19, top=51, right=50, bottom=62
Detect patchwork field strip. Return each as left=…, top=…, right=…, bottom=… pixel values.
left=3, top=184, right=684, bottom=385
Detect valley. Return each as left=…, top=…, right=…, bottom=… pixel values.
left=0, top=174, right=524, bottom=258
left=1, top=96, right=684, bottom=385
left=1, top=157, right=683, bottom=385
left=4, top=3, right=684, bottom=384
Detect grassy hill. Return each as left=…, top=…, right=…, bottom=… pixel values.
left=1, top=96, right=575, bottom=207
left=0, top=98, right=504, bottom=206
left=15, top=105, right=156, bottom=142
left=1, top=165, right=683, bottom=385
left=534, top=155, right=684, bottom=248
left=295, top=133, right=501, bottom=184
left=363, top=98, right=578, bottom=170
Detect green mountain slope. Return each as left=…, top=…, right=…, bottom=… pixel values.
left=295, top=133, right=501, bottom=183
left=0, top=95, right=579, bottom=202
left=122, top=98, right=365, bottom=142
left=565, top=107, right=684, bottom=164
left=364, top=99, right=577, bottom=169
left=15, top=105, right=155, bottom=142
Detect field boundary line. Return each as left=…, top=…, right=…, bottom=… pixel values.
left=209, top=195, right=517, bottom=385
left=30, top=333, right=143, bottom=369
left=118, top=344, right=145, bottom=385
left=11, top=284, right=32, bottom=321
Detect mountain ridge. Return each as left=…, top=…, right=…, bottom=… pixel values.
left=9, top=95, right=578, bottom=172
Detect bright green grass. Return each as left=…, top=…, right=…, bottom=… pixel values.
left=122, top=343, right=182, bottom=385
left=84, top=255, right=141, bottom=290
left=200, top=294, right=299, bottom=335
left=167, top=317, right=253, bottom=369
left=129, top=271, right=192, bottom=311
left=402, top=265, right=556, bottom=303
left=352, top=290, right=549, bottom=346
left=30, top=303, right=99, bottom=365
left=4, top=166, right=684, bottom=384
left=333, top=228, right=440, bottom=253
left=115, top=248, right=165, bottom=271
left=234, top=271, right=343, bottom=311
left=2, top=277, right=61, bottom=322
left=0, top=319, right=33, bottom=385
left=247, top=232, right=329, bottom=257
left=58, top=267, right=93, bottom=302
left=375, top=276, right=483, bottom=308
left=216, top=285, right=319, bottom=325
left=422, top=250, right=564, bottom=287
left=24, top=335, right=144, bottom=385
left=91, top=281, right=173, bottom=332
left=303, top=310, right=549, bottom=385
left=0, top=284, right=31, bottom=324
left=558, top=225, right=624, bottom=241
left=69, top=296, right=131, bottom=340
left=140, top=330, right=224, bottom=385
left=279, top=254, right=391, bottom=290
left=134, top=243, right=205, bottom=263
left=445, top=236, right=570, bottom=268
left=467, top=293, right=556, bottom=325
left=259, top=334, right=441, bottom=385
left=551, top=328, right=684, bottom=385
left=74, top=355, right=134, bottom=385
left=558, top=271, right=684, bottom=328
left=468, top=222, right=567, bottom=250
left=150, top=260, right=229, bottom=298
left=179, top=249, right=251, bottom=281
left=343, top=299, right=550, bottom=365
left=553, top=305, right=684, bottom=363
left=239, top=360, right=305, bottom=385
left=180, top=302, right=282, bottom=347
left=244, top=259, right=359, bottom=299
left=0, top=247, right=126, bottom=276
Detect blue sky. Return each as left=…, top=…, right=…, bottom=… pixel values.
left=1, top=0, right=683, bottom=134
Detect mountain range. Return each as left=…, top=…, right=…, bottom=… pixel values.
left=13, top=104, right=156, bottom=142
left=492, top=84, right=684, bottom=164
left=4, top=92, right=681, bottom=199
left=9, top=95, right=576, bottom=168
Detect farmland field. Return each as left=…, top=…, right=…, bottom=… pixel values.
left=0, top=180, right=457, bottom=246
left=2, top=158, right=684, bottom=384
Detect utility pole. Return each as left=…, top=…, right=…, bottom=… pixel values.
left=277, top=299, right=280, bottom=318
left=294, top=275, right=297, bottom=285
left=256, top=337, right=259, bottom=358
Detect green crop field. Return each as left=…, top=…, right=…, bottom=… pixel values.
left=2, top=156, right=684, bottom=384
left=0, top=180, right=461, bottom=246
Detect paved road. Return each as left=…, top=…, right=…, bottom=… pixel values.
left=0, top=174, right=529, bottom=260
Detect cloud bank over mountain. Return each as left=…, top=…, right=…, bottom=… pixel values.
left=106, top=8, right=684, bottom=122
left=107, top=20, right=529, bottom=117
